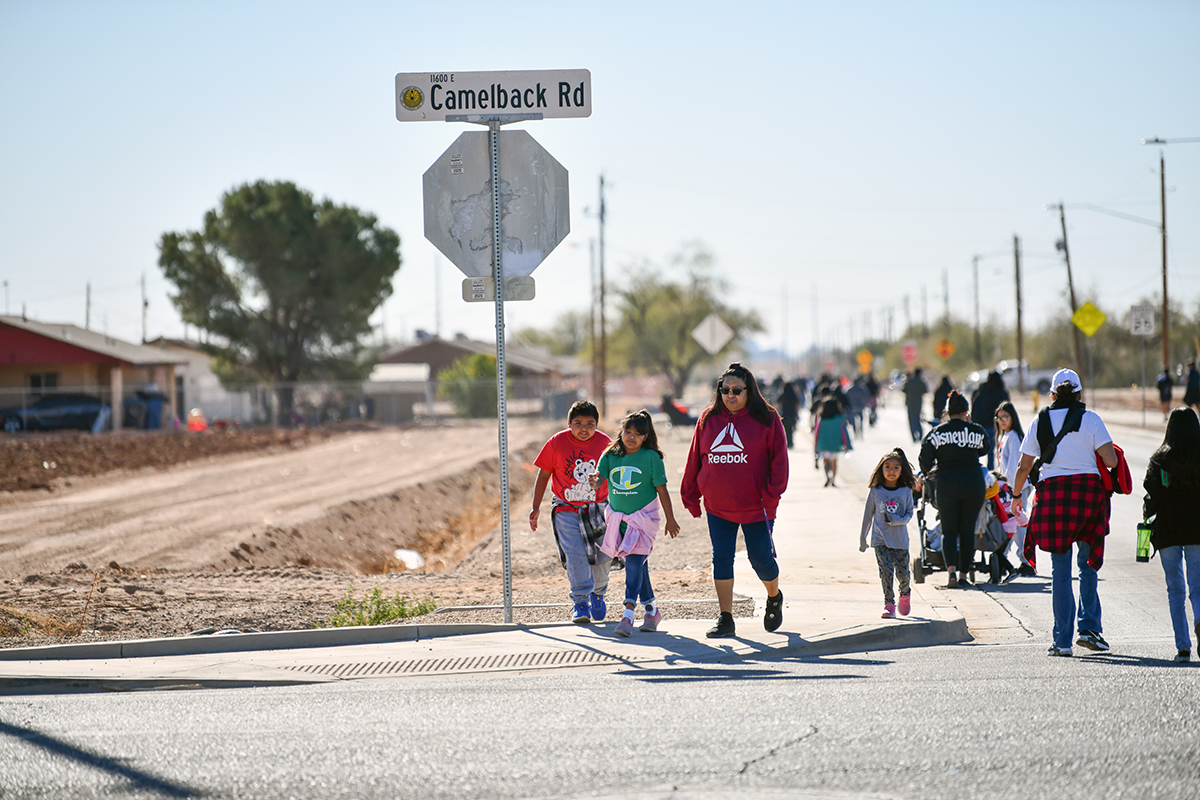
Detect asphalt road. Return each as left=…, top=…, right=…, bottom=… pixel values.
left=1, top=398, right=1196, bottom=800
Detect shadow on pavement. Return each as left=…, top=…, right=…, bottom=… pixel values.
left=0, top=719, right=201, bottom=798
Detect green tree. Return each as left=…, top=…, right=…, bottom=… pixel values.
left=609, top=242, right=764, bottom=395
left=158, top=181, right=401, bottom=413
left=437, top=353, right=499, bottom=417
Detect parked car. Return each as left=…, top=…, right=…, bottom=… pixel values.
left=1, top=393, right=106, bottom=432
left=965, top=360, right=1058, bottom=395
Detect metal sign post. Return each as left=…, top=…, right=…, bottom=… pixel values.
left=1131, top=304, right=1156, bottom=428
left=400, top=69, right=588, bottom=624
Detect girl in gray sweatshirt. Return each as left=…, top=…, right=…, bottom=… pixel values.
left=860, top=448, right=917, bottom=618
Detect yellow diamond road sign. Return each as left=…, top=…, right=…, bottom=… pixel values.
left=1072, top=302, right=1107, bottom=338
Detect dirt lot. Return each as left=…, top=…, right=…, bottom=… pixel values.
left=0, top=416, right=737, bottom=647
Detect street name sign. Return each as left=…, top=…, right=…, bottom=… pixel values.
left=396, top=70, right=591, bottom=122
left=423, top=130, right=570, bottom=278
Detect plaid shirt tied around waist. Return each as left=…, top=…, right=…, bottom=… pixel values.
left=1028, top=472, right=1110, bottom=569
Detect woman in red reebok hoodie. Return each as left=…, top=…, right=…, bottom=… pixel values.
left=681, top=362, right=789, bottom=639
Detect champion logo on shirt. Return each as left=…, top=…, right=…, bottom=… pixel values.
left=708, top=423, right=748, bottom=463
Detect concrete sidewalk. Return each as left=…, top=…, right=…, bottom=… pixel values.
left=0, top=419, right=973, bottom=694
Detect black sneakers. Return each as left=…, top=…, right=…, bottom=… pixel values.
left=764, top=591, right=784, bottom=632
left=706, top=612, right=736, bottom=638
left=1076, top=630, right=1110, bottom=652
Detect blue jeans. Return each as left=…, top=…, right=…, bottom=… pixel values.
left=623, top=553, right=654, bottom=607
left=552, top=508, right=611, bottom=605
left=707, top=514, right=779, bottom=582
left=1160, top=545, right=1200, bottom=651
left=1050, top=542, right=1102, bottom=649
left=907, top=405, right=923, bottom=441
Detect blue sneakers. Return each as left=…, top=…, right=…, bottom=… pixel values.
left=572, top=602, right=591, bottom=624
left=589, top=592, right=607, bottom=621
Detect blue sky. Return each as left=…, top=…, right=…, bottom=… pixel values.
left=1, top=1, right=1197, bottom=361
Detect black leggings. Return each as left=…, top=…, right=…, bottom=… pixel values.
left=937, top=468, right=985, bottom=573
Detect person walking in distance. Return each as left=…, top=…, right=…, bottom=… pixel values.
left=1184, top=359, right=1200, bottom=416
left=529, top=401, right=613, bottom=624
left=932, top=374, right=954, bottom=422
left=860, top=449, right=917, bottom=619
left=814, top=394, right=852, bottom=487
left=971, top=371, right=1010, bottom=470
left=1013, top=369, right=1118, bottom=657
left=681, top=363, right=789, bottom=638
left=1156, top=366, right=1174, bottom=421
left=919, top=391, right=989, bottom=589
left=1142, top=408, right=1200, bottom=662
left=591, top=410, right=680, bottom=637
left=904, top=368, right=929, bottom=442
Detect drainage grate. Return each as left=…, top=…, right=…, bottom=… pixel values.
left=287, top=649, right=626, bottom=679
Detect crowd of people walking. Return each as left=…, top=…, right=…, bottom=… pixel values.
left=529, top=357, right=1200, bottom=663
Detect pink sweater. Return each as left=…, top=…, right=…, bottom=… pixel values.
left=599, top=497, right=662, bottom=557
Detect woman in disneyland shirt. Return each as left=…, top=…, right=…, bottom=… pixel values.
left=681, top=363, right=789, bottom=639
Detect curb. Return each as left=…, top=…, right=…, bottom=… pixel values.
left=0, top=621, right=562, bottom=662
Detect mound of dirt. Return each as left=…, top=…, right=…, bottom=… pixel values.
left=0, top=418, right=745, bottom=647
left=0, top=426, right=344, bottom=494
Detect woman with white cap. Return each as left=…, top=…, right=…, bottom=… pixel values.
left=1013, top=368, right=1118, bottom=657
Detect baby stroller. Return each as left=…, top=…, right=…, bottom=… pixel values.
left=972, top=471, right=1011, bottom=584
left=912, top=468, right=1010, bottom=585
left=912, top=470, right=944, bottom=583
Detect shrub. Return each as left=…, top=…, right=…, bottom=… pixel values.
left=319, top=585, right=436, bottom=628
left=437, top=353, right=500, bottom=417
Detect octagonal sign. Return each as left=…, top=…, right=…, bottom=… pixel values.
left=423, top=130, right=570, bottom=278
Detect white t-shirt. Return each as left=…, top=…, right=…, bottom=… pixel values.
left=1019, top=408, right=1112, bottom=481
left=996, top=429, right=1022, bottom=483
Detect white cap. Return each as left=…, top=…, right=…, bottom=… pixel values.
left=1051, top=368, right=1082, bottom=392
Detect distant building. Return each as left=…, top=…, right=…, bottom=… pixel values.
left=0, top=315, right=186, bottom=431
left=143, top=338, right=262, bottom=424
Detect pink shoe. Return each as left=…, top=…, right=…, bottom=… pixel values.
left=615, top=616, right=634, bottom=637
left=640, top=608, right=662, bottom=632
left=898, top=594, right=911, bottom=616
left=881, top=602, right=896, bottom=619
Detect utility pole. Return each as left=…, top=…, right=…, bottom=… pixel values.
left=1160, top=152, right=1169, bottom=369
left=811, top=284, right=819, bottom=373
left=942, top=268, right=950, bottom=334
left=1014, top=235, right=1025, bottom=392
left=1050, top=203, right=1085, bottom=375
left=920, top=284, right=928, bottom=335
left=598, top=174, right=607, bottom=419
left=902, top=294, right=911, bottom=333
left=141, top=273, right=148, bottom=343
left=972, top=255, right=982, bottom=365
left=86, top=282, right=91, bottom=330
left=589, top=238, right=598, bottom=402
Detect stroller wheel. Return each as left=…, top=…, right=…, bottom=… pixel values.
left=989, top=553, right=1002, bottom=584
left=913, top=556, right=925, bottom=584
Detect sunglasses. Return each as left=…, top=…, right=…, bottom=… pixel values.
left=719, top=386, right=745, bottom=396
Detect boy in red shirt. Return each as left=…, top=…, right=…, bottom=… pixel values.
left=530, top=401, right=613, bottom=623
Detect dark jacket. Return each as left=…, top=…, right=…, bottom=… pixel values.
left=919, top=418, right=989, bottom=475
left=903, top=373, right=928, bottom=410
left=1143, top=456, right=1200, bottom=550
left=932, top=377, right=953, bottom=418
left=970, top=372, right=1010, bottom=427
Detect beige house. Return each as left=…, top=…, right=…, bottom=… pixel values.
left=0, top=315, right=186, bottom=431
